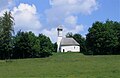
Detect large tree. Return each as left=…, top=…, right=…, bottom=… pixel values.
left=13, top=31, right=40, bottom=58
left=38, top=34, right=53, bottom=57
left=0, top=12, right=14, bottom=59
left=86, top=20, right=119, bottom=55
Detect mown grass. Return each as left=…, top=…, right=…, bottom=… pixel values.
left=0, top=53, right=120, bottom=78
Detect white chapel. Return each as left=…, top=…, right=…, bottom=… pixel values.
left=57, top=26, right=80, bottom=52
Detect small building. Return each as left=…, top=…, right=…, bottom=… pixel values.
left=57, top=26, right=80, bottom=52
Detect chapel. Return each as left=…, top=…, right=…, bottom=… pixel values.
left=57, top=26, right=80, bottom=52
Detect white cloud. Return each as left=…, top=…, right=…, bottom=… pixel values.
left=46, top=0, right=98, bottom=24
left=64, top=15, right=77, bottom=26
left=0, top=3, right=42, bottom=35
left=50, top=0, right=98, bottom=14
left=11, top=3, right=42, bottom=34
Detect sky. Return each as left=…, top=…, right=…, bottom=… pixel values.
left=0, top=0, right=120, bottom=42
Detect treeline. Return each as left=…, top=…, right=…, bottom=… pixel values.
left=13, top=31, right=55, bottom=59
left=0, top=12, right=56, bottom=59
left=66, top=20, right=120, bottom=55
left=0, top=11, right=120, bottom=60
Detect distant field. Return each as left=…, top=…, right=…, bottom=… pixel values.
left=0, top=53, right=120, bottom=78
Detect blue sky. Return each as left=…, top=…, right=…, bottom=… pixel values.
left=0, top=0, right=120, bottom=42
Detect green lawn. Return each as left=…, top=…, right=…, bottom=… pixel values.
left=0, top=53, right=120, bottom=78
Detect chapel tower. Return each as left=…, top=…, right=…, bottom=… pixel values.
left=57, top=25, right=63, bottom=52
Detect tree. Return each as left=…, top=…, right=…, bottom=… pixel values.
left=73, top=34, right=86, bottom=53
left=86, top=20, right=119, bottom=55
left=0, top=17, right=4, bottom=59
left=13, top=31, right=30, bottom=58
left=13, top=32, right=53, bottom=58
left=28, top=31, right=40, bottom=57
left=111, top=21, right=120, bottom=54
left=53, top=42, right=57, bottom=52
left=13, top=31, right=40, bottom=58
left=0, top=11, right=14, bottom=59
left=38, top=34, right=53, bottom=57
left=66, top=32, right=73, bottom=38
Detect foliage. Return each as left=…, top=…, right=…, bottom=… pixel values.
left=0, top=12, right=54, bottom=59
left=111, top=21, right=120, bottom=54
left=86, top=20, right=120, bottom=55
left=0, top=12, right=14, bottom=59
left=13, top=32, right=53, bottom=58
left=53, top=42, right=57, bottom=52
left=66, top=32, right=73, bottom=38
left=0, top=11, right=120, bottom=60
left=38, top=34, right=53, bottom=57
left=13, top=31, right=39, bottom=58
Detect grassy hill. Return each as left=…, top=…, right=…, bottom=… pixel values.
left=0, top=53, right=120, bottom=78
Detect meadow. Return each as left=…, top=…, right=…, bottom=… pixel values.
left=0, top=53, right=120, bottom=78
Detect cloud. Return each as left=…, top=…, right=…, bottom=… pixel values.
left=46, top=0, right=98, bottom=25
left=49, top=0, right=98, bottom=14
left=64, top=15, right=77, bottom=26
left=0, top=3, right=42, bottom=35
left=11, top=3, right=42, bottom=34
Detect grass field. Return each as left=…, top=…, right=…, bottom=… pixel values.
left=0, top=53, right=120, bottom=78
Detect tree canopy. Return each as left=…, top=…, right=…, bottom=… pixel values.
left=86, top=20, right=120, bottom=55
left=0, top=12, right=14, bottom=59
left=13, top=31, right=53, bottom=59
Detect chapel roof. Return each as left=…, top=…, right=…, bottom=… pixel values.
left=61, top=38, right=79, bottom=46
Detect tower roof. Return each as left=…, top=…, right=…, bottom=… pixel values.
left=60, top=38, right=79, bottom=46
left=57, top=25, right=63, bottom=31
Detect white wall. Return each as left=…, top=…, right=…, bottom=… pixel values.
left=61, top=46, right=80, bottom=52
left=57, top=37, right=62, bottom=52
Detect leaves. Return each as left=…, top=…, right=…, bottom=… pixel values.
left=86, top=20, right=120, bottom=55
left=0, top=11, right=14, bottom=59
